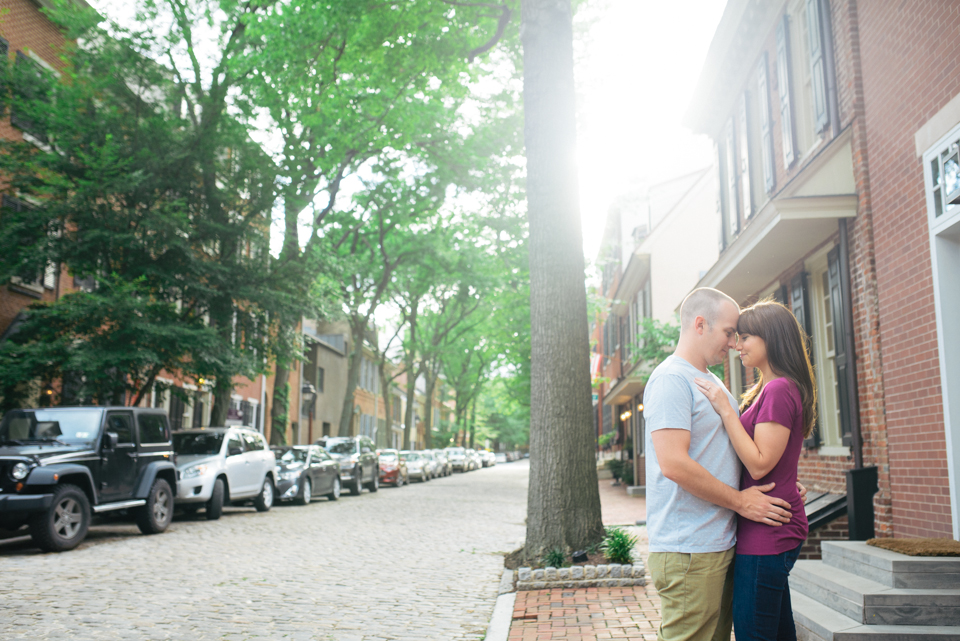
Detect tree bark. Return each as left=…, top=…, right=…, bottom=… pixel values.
left=521, top=0, right=603, bottom=560
left=422, top=370, right=437, bottom=449
left=338, top=317, right=367, bottom=436
left=270, top=364, right=290, bottom=445
left=468, top=395, right=477, bottom=449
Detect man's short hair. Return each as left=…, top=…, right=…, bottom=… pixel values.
left=680, top=288, right=739, bottom=329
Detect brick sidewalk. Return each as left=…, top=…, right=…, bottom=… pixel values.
left=507, top=482, right=660, bottom=641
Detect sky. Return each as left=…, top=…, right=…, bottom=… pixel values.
left=573, top=0, right=728, bottom=261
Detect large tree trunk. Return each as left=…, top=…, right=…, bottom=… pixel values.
left=210, top=378, right=231, bottom=427
left=270, top=364, right=290, bottom=445
left=338, top=317, right=366, bottom=436
left=468, top=395, right=477, bottom=449
left=422, top=370, right=437, bottom=449
left=379, top=361, right=392, bottom=449
left=521, top=0, right=603, bottom=560
left=403, top=358, right=418, bottom=450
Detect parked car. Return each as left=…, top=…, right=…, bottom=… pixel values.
left=0, top=407, right=177, bottom=552
left=481, top=450, right=497, bottom=467
left=431, top=449, right=451, bottom=476
left=495, top=452, right=508, bottom=464
left=173, top=427, right=276, bottom=519
left=272, top=445, right=341, bottom=504
left=316, top=436, right=379, bottom=495
left=465, top=448, right=481, bottom=471
left=378, top=449, right=408, bottom=487
left=444, top=446, right=468, bottom=472
left=400, top=451, right=429, bottom=482
left=419, top=450, right=439, bottom=479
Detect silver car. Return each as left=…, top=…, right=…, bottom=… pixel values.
left=419, top=450, right=439, bottom=479
left=173, top=427, right=277, bottom=519
left=444, top=446, right=468, bottom=472
left=401, top=450, right=430, bottom=482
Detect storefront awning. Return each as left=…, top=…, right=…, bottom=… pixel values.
left=695, top=194, right=857, bottom=302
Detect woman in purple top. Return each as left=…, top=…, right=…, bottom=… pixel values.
left=695, top=300, right=818, bottom=641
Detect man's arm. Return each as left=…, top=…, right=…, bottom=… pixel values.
left=651, top=429, right=793, bottom=526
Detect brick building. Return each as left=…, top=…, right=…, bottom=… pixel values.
left=685, top=0, right=960, bottom=544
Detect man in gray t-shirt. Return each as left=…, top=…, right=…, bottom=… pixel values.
left=645, top=288, right=793, bottom=641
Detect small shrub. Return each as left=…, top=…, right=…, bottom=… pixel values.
left=622, top=463, right=634, bottom=486
left=541, top=547, right=567, bottom=568
left=601, top=527, right=637, bottom=565
left=605, top=458, right=624, bottom=480
left=598, top=432, right=615, bottom=449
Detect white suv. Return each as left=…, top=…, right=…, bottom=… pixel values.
left=173, top=427, right=277, bottom=519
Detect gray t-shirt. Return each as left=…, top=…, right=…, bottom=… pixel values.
left=644, top=354, right=740, bottom=553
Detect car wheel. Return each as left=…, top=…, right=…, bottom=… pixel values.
left=328, top=476, right=341, bottom=501
left=29, top=484, right=91, bottom=553
left=136, top=478, right=174, bottom=535
left=254, top=477, right=274, bottom=512
left=206, top=478, right=224, bottom=520
left=297, top=477, right=312, bottom=506
left=368, top=472, right=379, bottom=493
left=350, top=468, right=363, bottom=496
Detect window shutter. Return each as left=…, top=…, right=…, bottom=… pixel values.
left=725, top=121, right=740, bottom=237
left=715, top=142, right=726, bottom=252
left=739, top=93, right=753, bottom=219
left=757, top=53, right=776, bottom=194
left=806, top=0, right=829, bottom=134
left=791, top=272, right=820, bottom=448
left=827, top=247, right=853, bottom=446
left=776, top=17, right=797, bottom=168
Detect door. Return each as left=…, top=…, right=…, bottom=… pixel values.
left=224, top=433, right=253, bottom=496
left=241, top=432, right=269, bottom=491
left=100, top=412, right=138, bottom=501
left=311, top=447, right=333, bottom=494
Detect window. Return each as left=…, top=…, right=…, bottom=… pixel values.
left=242, top=432, right=264, bottom=451
left=776, top=15, right=797, bottom=167
left=724, top=120, right=740, bottom=239
left=227, top=435, right=243, bottom=454
left=105, top=413, right=134, bottom=444
left=317, top=367, right=325, bottom=393
left=757, top=52, right=776, bottom=195
left=738, top=93, right=754, bottom=219
left=137, top=414, right=168, bottom=444
left=928, top=134, right=960, bottom=219
left=11, top=51, right=51, bottom=143
left=786, top=0, right=821, bottom=157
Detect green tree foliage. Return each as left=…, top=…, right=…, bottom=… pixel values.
left=0, top=1, right=321, bottom=412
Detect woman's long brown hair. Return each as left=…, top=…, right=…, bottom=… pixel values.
left=737, top=300, right=818, bottom=438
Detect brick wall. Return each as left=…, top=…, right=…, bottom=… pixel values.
left=855, top=0, right=960, bottom=538
left=799, top=516, right=849, bottom=560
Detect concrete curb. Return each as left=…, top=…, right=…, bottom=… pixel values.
left=484, top=591, right=516, bottom=641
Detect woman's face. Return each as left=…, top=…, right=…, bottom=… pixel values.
left=736, top=332, right=768, bottom=370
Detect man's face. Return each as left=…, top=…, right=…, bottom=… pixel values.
left=703, top=301, right=740, bottom=367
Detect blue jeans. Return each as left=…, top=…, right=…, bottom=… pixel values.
left=732, top=545, right=802, bottom=641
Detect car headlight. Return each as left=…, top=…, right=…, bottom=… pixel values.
left=181, top=464, right=209, bottom=479
left=11, top=462, right=29, bottom=480
left=280, top=470, right=301, bottom=480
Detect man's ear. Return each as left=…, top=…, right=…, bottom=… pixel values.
left=694, top=315, right=706, bottom=335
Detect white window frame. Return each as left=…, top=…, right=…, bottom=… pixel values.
left=787, top=0, right=823, bottom=162
left=922, top=120, right=960, bottom=538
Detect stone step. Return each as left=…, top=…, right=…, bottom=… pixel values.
left=791, top=560, right=960, bottom=626
left=821, top=541, right=960, bottom=589
left=792, top=589, right=960, bottom=641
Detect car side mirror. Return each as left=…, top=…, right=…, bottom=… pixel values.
left=104, top=432, right=119, bottom=450
left=229, top=446, right=243, bottom=457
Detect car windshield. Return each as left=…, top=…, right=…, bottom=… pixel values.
left=274, top=447, right=308, bottom=465
left=379, top=451, right=398, bottom=461
left=323, top=439, right=356, bottom=455
left=0, top=408, right=103, bottom=445
left=173, top=432, right=225, bottom=455
left=445, top=447, right=464, bottom=456
left=401, top=451, right=419, bottom=461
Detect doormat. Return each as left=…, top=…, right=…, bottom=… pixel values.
left=867, top=537, right=960, bottom=556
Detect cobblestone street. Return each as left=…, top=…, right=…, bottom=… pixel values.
left=0, top=461, right=529, bottom=641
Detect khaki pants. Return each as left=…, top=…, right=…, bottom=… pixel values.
left=649, top=549, right=735, bottom=641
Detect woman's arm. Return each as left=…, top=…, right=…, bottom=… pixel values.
left=694, top=378, right=791, bottom=480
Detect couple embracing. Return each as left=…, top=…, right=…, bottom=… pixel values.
left=645, top=287, right=817, bottom=641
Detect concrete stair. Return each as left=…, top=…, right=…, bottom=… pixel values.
left=791, top=541, right=960, bottom=640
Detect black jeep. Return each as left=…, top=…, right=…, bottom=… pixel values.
left=0, top=406, right=177, bottom=552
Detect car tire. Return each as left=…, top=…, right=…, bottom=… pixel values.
left=254, top=477, right=274, bottom=512
left=206, top=478, right=225, bottom=520
left=328, top=476, right=341, bottom=501
left=367, top=472, right=379, bottom=493
left=135, top=478, right=174, bottom=535
left=297, top=478, right=312, bottom=506
left=29, top=484, right=91, bottom=553
left=395, top=473, right=404, bottom=488
left=350, top=468, right=363, bottom=496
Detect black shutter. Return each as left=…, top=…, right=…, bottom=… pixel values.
left=806, top=0, right=829, bottom=134
left=757, top=52, right=776, bottom=195
left=776, top=17, right=797, bottom=168
left=739, top=93, right=753, bottom=219
left=773, top=284, right=789, bottom=305
left=791, top=272, right=820, bottom=448
left=827, top=247, right=853, bottom=446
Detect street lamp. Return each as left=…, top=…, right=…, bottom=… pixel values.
left=301, top=383, right=317, bottom=442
